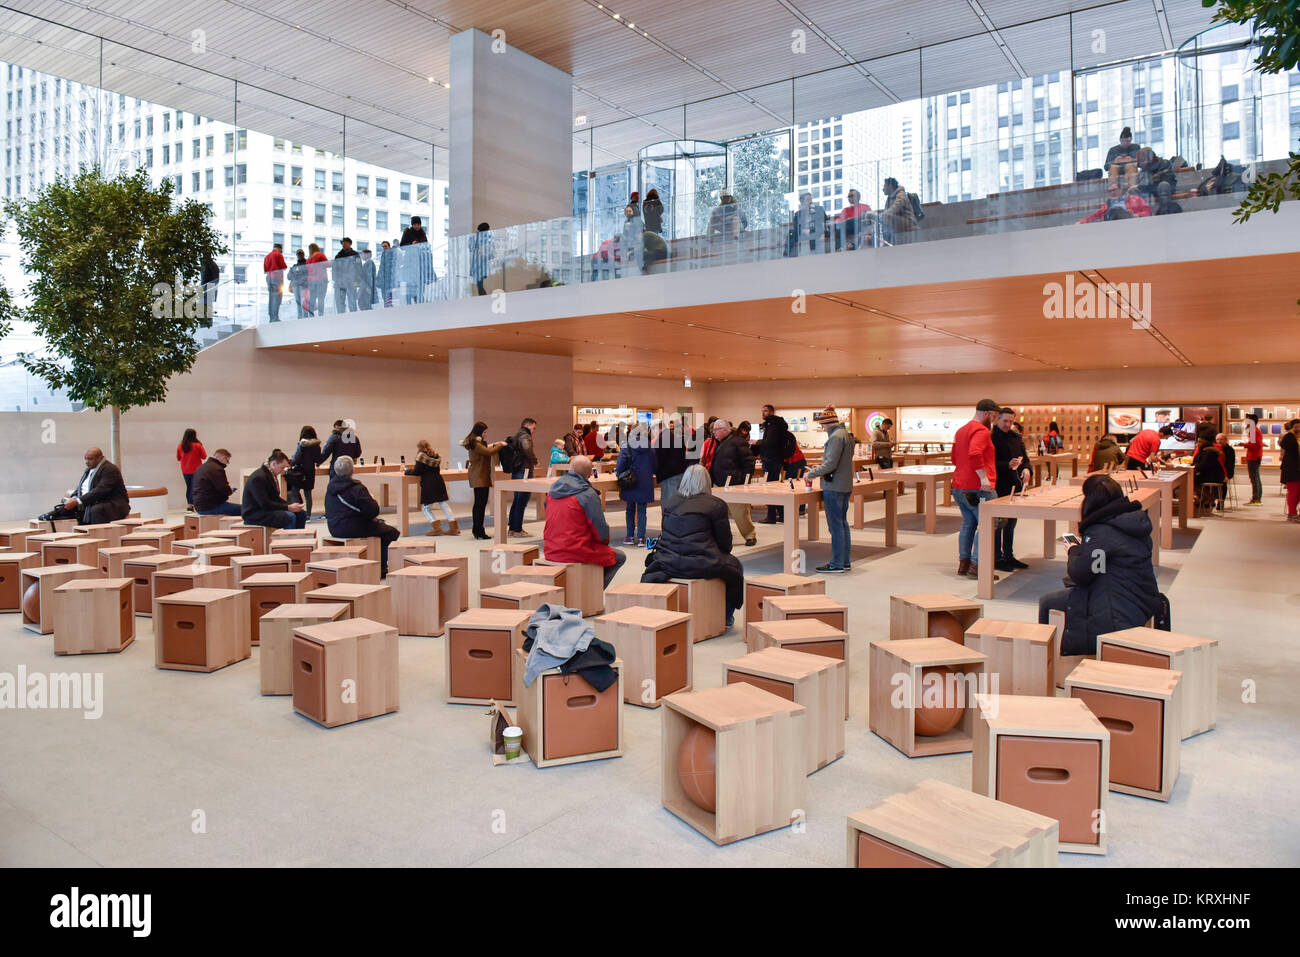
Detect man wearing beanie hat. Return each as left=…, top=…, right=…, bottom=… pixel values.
left=952, top=399, right=1002, bottom=580
left=804, top=405, right=856, bottom=573
left=1105, top=126, right=1141, bottom=191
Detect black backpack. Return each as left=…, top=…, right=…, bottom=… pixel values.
left=782, top=430, right=798, bottom=459
left=497, top=436, right=519, bottom=472
left=908, top=192, right=926, bottom=222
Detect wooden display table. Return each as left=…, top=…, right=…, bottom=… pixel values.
left=490, top=475, right=619, bottom=543
left=1069, top=468, right=1193, bottom=549
left=1097, top=626, right=1217, bottom=738
left=512, top=648, right=624, bottom=767
left=847, top=779, right=1058, bottom=868
left=880, top=465, right=955, bottom=534
left=976, top=486, right=1161, bottom=599
left=52, top=578, right=134, bottom=655
left=594, top=606, right=693, bottom=707
left=1041, top=452, right=1083, bottom=483
left=723, top=646, right=845, bottom=774
left=972, top=694, right=1109, bottom=855
left=259, top=602, right=350, bottom=696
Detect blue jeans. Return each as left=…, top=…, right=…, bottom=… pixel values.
left=198, top=502, right=242, bottom=516
left=822, top=488, right=851, bottom=569
left=604, top=547, right=627, bottom=588
left=625, top=502, right=647, bottom=539
left=954, top=488, right=997, bottom=562
left=261, top=509, right=307, bottom=530
left=508, top=468, right=531, bottom=532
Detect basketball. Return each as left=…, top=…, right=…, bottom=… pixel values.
left=914, top=665, right=963, bottom=736
left=677, top=722, right=717, bottom=813
left=927, top=610, right=965, bottom=644
left=22, top=582, right=40, bottom=623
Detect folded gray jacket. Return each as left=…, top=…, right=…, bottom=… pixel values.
left=523, top=602, right=595, bottom=687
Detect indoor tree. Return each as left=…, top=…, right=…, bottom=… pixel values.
left=3, top=167, right=227, bottom=467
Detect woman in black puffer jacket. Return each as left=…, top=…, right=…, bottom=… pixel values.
left=641, top=464, right=744, bottom=629
left=1038, top=474, right=1161, bottom=656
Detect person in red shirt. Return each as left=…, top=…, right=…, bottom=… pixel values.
left=834, top=189, right=874, bottom=249
left=1243, top=414, right=1264, bottom=505
left=1078, top=184, right=1153, bottom=223
left=176, top=428, right=206, bottom=508
left=263, top=242, right=288, bottom=323
left=951, top=399, right=1001, bottom=579
left=582, top=422, right=604, bottom=461
left=1124, top=426, right=1171, bottom=471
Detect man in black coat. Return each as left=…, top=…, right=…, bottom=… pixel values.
left=708, top=420, right=757, bottom=546
left=324, top=455, right=400, bottom=575
left=241, top=450, right=307, bottom=529
left=62, top=447, right=130, bottom=523
left=991, top=408, right=1031, bottom=571
left=321, top=419, right=362, bottom=470
left=191, top=449, right=241, bottom=516
left=653, top=418, right=689, bottom=503
left=756, top=404, right=791, bottom=523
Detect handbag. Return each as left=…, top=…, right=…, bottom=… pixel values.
left=284, top=463, right=307, bottom=490
left=615, top=468, right=639, bottom=491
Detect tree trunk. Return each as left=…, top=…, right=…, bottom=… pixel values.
left=109, top=404, right=122, bottom=467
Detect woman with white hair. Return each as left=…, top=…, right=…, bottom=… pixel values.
left=640, top=464, right=744, bottom=629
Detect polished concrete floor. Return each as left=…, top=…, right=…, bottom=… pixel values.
left=2, top=479, right=1297, bottom=867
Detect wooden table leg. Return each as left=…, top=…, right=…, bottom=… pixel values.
left=1178, top=473, right=1191, bottom=531
left=397, top=478, right=410, bottom=535
left=977, top=504, right=995, bottom=599
left=493, top=487, right=508, bottom=544
left=852, top=489, right=865, bottom=530
left=1160, top=485, right=1173, bottom=550
left=1071, top=457, right=1080, bottom=477
left=884, top=488, right=897, bottom=548
left=924, top=480, right=936, bottom=535
left=942, top=478, right=952, bottom=507
left=1044, top=520, right=1057, bottom=560
left=915, top=482, right=924, bottom=514
left=784, top=507, right=800, bottom=574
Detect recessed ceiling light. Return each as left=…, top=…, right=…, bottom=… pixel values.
left=371, top=349, right=378, bottom=352
left=312, top=344, right=319, bottom=347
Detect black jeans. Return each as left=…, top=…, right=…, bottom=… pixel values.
left=472, top=486, right=490, bottom=536
left=1038, top=588, right=1071, bottom=624
left=289, top=486, right=314, bottom=518
left=994, top=517, right=1018, bottom=561
left=1124, top=457, right=1148, bottom=471
left=762, top=459, right=784, bottom=520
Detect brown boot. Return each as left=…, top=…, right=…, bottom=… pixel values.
left=967, top=562, right=999, bottom=582
left=445, top=520, right=460, bottom=536
left=957, top=558, right=971, bottom=576
left=425, top=521, right=442, bottom=536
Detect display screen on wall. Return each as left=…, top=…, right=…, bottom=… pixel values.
left=1142, top=406, right=1180, bottom=430
left=1106, top=407, right=1142, bottom=434
left=898, top=407, right=967, bottom=444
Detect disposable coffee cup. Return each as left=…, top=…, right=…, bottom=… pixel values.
left=502, top=726, right=523, bottom=759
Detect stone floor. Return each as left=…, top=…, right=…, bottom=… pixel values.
left=1, top=478, right=1297, bottom=867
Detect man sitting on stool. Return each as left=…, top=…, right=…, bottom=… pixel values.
left=60, top=447, right=130, bottom=524
left=324, top=455, right=400, bottom=576
left=543, top=455, right=626, bottom=588
left=241, top=449, right=307, bottom=531
left=191, top=449, right=242, bottom=516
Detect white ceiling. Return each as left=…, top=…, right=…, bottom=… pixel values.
left=0, top=0, right=1218, bottom=176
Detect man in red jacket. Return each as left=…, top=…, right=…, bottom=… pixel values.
left=543, top=456, right=626, bottom=588
left=263, top=242, right=288, bottom=323
left=951, top=398, right=1000, bottom=579
left=1243, top=413, right=1264, bottom=505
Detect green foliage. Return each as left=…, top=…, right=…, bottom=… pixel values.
left=2, top=167, right=226, bottom=414
left=0, top=281, right=12, bottom=344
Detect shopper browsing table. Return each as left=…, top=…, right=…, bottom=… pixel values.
left=1243, top=414, right=1264, bottom=506
left=952, top=399, right=1000, bottom=580
left=803, top=406, right=856, bottom=574
left=992, top=407, right=1032, bottom=571
left=1124, top=425, right=1171, bottom=471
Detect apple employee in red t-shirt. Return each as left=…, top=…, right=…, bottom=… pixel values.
left=951, top=399, right=1000, bottom=580
left=1243, top=414, right=1264, bottom=505
left=1124, top=425, right=1172, bottom=471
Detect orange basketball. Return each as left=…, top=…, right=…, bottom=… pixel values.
left=927, top=610, right=965, bottom=644
left=677, top=722, right=717, bottom=813
left=914, top=665, right=963, bottom=737
left=22, top=582, right=40, bottom=623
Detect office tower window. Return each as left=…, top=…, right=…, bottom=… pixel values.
left=146, top=148, right=153, bottom=167
left=273, top=232, right=285, bottom=249
left=315, top=203, right=326, bottom=224
left=193, top=138, right=200, bottom=159
left=332, top=171, right=343, bottom=192
left=225, top=131, right=234, bottom=153
left=274, top=137, right=285, bottom=150
left=175, top=110, right=183, bottom=129
left=163, top=145, right=170, bottom=164
left=375, top=177, right=387, bottom=198
left=147, top=116, right=154, bottom=135
left=174, top=175, right=182, bottom=195
left=357, top=175, right=369, bottom=196
left=163, top=113, right=170, bottom=132
left=291, top=233, right=302, bottom=250
left=376, top=210, right=388, bottom=231
left=192, top=171, right=200, bottom=191
left=357, top=207, right=369, bottom=228
left=291, top=166, right=302, bottom=186
left=237, top=129, right=247, bottom=149
left=273, top=198, right=285, bottom=219
left=291, top=200, right=302, bottom=221
left=312, top=169, right=324, bottom=190
left=400, top=181, right=411, bottom=201
left=234, top=266, right=246, bottom=283
left=417, top=184, right=429, bottom=203
left=290, top=141, right=301, bottom=153
left=1223, top=121, right=1241, bottom=140
left=315, top=148, right=325, bottom=157
left=225, top=165, right=234, bottom=187
left=273, top=163, right=285, bottom=185
left=205, top=135, right=214, bottom=156
left=236, top=163, right=247, bottom=185
left=205, top=168, right=213, bottom=189
left=332, top=205, right=343, bottom=226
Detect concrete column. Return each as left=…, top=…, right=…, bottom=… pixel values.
left=449, top=28, right=573, bottom=236
left=447, top=347, right=575, bottom=501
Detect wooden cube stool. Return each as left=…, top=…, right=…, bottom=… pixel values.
left=748, top=617, right=852, bottom=714
left=74, top=523, right=128, bottom=549
left=724, top=646, right=845, bottom=774
left=744, top=573, right=825, bottom=641
left=479, top=542, right=538, bottom=590
left=30, top=518, right=78, bottom=532
left=184, top=513, right=226, bottom=538
left=310, top=544, right=367, bottom=563
left=512, top=648, right=624, bottom=767
left=229, top=553, right=292, bottom=582
left=0, top=528, right=39, bottom=551
left=1047, top=609, right=1158, bottom=689
left=1066, top=659, right=1182, bottom=802
left=972, top=694, right=1110, bottom=854
left=42, top=537, right=106, bottom=568
left=963, top=618, right=1056, bottom=697
left=847, top=779, right=1058, bottom=868
left=146, top=520, right=187, bottom=540
left=535, top=558, right=605, bottom=617
left=386, top=537, right=438, bottom=569
left=306, top=582, right=394, bottom=627
left=208, top=527, right=262, bottom=554
left=112, top=517, right=150, bottom=528
left=671, top=577, right=727, bottom=643
left=322, top=535, right=381, bottom=562
left=0, top=552, right=40, bottom=612
left=889, top=593, right=983, bottom=641
left=406, top=553, right=469, bottom=612
left=98, top=545, right=156, bottom=579
left=242, top=571, right=314, bottom=644
left=20, top=564, right=99, bottom=634
left=479, top=581, right=564, bottom=612
left=388, top=565, right=460, bottom=637
left=259, top=602, right=350, bottom=695
left=269, top=539, right=317, bottom=573
left=152, top=563, right=237, bottom=617
left=271, top=526, right=315, bottom=541
left=52, top=578, right=134, bottom=655
left=444, top=608, right=532, bottom=705
left=121, top=553, right=191, bottom=618
left=172, top=537, right=227, bottom=557
left=154, top=588, right=251, bottom=672
left=868, top=637, right=989, bottom=756
left=292, top=617, right=400, bottom=728
left=762, top=594, right=848, bottom=636
left=502, top=563, right=567, bottom=595
left=604, top=582, right=681, bottom=614
left=306, top=557, right=381, bottom=589
left=120, top=528, right=174, bottom=554
left=195, top=545, right=253, bottom=568
left=595, top=606, right=693, bottom=707
left=660, top=682, right=806, bottom=845
left=1098, top=627, right=1217, bottom=738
